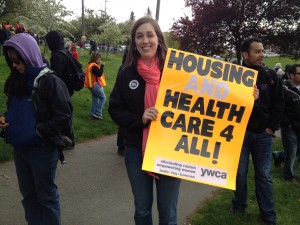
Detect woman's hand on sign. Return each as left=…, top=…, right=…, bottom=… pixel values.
left=142, top=107, right=158, bottom=124
left=253, top=85, right=259, bottom=100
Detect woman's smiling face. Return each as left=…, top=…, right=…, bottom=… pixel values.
left=135, top=22, right=159, bottom=65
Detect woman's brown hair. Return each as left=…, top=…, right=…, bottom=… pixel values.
left=88, top=52, right=101, bottom=64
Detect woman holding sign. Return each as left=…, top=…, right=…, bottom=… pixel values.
left=109, top=17, right=181, bottom=225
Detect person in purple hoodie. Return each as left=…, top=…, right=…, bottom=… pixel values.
left=0, top=33, right=72, bottom=225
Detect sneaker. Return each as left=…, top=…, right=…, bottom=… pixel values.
left=89, top=114, right=104, bottom=120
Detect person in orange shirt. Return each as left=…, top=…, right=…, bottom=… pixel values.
left=4, top=22, right=12, bottom=38
left=70, top=43, right=79, bottom=60
left=84, top=52, right=106, bottom=119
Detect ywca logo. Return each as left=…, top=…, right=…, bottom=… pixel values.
left=129, top=80, right=139, bottom=89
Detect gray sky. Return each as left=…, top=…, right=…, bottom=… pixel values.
left=61, top=0, right=192, bottom=32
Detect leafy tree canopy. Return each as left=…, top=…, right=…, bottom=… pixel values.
left=0, top=0, right=25, bottom=20
left=146, top=6, right=152, bottom=17
left=91, top=21, right=125, bottom=56
left=171, top=0, right=300, bottom=61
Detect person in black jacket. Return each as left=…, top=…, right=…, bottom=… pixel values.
left=45, top=30, right=76, bottom=148
left=45, top=30, right=73, bottom=95
left=116, top=49, right=128, bottom=156
left=0, top=33, right=72, bottom=225
left=230, top=38, right=284, bottom=225
left=89, top=40, right=97, bottom=55
left=108, top=17, right=181, bottom=225
left=280, top=64, right=300, bottom=185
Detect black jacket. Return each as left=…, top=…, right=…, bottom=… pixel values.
left=0, top=29, right=7, bottom=44
left=108, top=66, right=148, bottom=148
left=2, top=69, right=72, bottom=147
left=33, top=70, right=73, bottom=147
left=45, top=31, right=74, bottom=95
left=280, top=80, right=300, bottom=132
left=245, top=64, right=284, bottom=133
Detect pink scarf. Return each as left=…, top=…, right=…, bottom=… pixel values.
left=137, top=57, right=161, bottom=178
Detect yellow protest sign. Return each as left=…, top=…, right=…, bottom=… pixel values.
left=142, top=48, right=258, bottom=190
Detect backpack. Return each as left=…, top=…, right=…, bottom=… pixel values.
left=56, top=50, right=85, bottom=93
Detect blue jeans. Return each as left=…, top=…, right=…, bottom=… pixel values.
left=232, top=131, right=276, bottom=222
left=281, top=126, right=299, bottom=180
left=14, top=146, right=61, bottom=225
left=90, top=83, right=106, bottom=117
left=125, top=146, right=181, bottom=225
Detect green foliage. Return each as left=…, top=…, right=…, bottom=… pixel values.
left=146, top=6, right=152, bottom=17
left=91, top=22, right=125, bottom=57
left=171, top=0, right=300, bottom=62
left=10, top=0, right=73, bottom=36
left=118, top=20, right=135, bottom=46
left=0, top=0, right=25, bottom=20
left=129, top=11, right=135, bottom=21
left=80, top=9, right=115, bottom=37
left=164, top=32, right=179, bottom=49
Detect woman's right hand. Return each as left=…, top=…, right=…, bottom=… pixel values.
left=0, top=116, right=9, bottom=129
left=142, top=107, right=158, bottom=124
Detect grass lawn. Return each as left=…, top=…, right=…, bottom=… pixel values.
left=264, top=57, right=300, bottom=70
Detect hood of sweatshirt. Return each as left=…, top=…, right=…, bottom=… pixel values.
left=4, top=33, right=44, bottom=67
left=45, top=30, right=65, bottom=51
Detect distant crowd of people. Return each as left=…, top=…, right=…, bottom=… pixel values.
left=0, top=21, right=42, bottom=56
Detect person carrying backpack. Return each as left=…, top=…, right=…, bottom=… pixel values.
left=0, top=33, right=72, bottom=225
left=45, top=31, right=75, bottom=96
left=45, top=30, right=82, bottom=149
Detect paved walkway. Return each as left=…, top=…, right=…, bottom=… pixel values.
left=0, top=135, right=219, bottom=225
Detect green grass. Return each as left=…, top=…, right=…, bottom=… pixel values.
left=189, top=139, right=300, bottom=225
left=0, top=56, right=13, bottom=162
left=264, top=57, right=300, bottom=70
